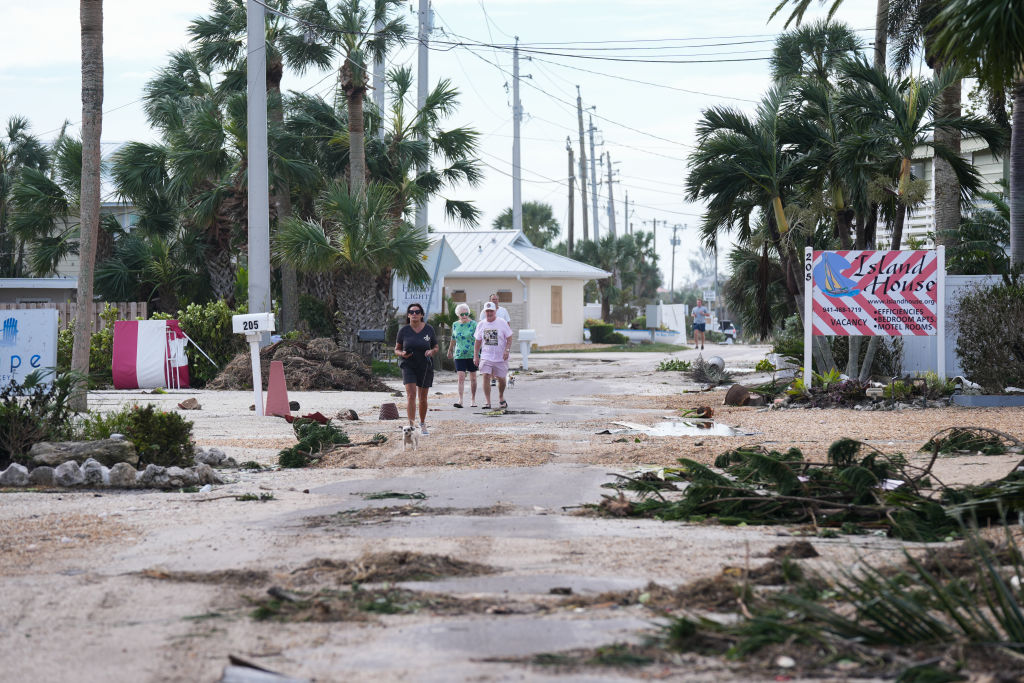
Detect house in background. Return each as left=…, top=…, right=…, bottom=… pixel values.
left=900, top=136, right=1007, bottom=248
left=0, top=277, right=78, bottom=305
left=55, top=141, right=140, bottom=278
left=435, top=230, right=610, bottom=347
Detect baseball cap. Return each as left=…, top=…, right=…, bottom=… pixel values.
left=483, top=301, right=497, bottom=311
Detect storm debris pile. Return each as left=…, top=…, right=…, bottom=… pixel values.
left=207, top=338, right=390, bottom=392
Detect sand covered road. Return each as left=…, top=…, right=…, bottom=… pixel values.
left=2, top=344, right=1022, bottom=682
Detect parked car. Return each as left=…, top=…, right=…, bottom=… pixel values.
left=719, top=320, right=738, bottom=342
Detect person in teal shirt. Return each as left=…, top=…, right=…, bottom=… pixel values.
left=447, top=303, right=478, bottom=408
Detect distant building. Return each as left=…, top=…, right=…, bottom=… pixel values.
left=900, top=136, right=1006, bottom=248
left=435, top=230, right=610, bottom=347
left=0, top=277, right=78, bottom=305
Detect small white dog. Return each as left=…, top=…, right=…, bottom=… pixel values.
left=402, top=425, right=419, bottom=451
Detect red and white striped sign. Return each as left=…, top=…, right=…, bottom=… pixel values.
left=112, top=320, right=190, bottom=389
left=807, top=250, right=940, bottom=337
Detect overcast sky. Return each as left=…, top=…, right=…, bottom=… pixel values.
left=0, top=0, right=881, bottom=285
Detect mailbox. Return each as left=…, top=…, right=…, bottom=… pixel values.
left=232, top=313, right=276, bottom=336
left=517, top=328, right=536, bottom=370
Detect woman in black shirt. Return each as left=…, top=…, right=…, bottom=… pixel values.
left=394, top=303, right=439, bottom=435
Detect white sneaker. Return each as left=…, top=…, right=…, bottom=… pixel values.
left=420, top=423, right=429, bottom=435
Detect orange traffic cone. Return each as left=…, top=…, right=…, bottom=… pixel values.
left=265, top=360, right=291, bottom=418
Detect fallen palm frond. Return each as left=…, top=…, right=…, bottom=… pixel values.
left=923, top=426, right=1023, bottom=456
left=598, top=430, right=1024, bottom=540
left=660, top=529, right=1024, bottom=679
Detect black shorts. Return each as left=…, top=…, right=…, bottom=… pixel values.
left=693, top=323, right=706, bottom=332
left=454, top=358, right=478, bottom=373
left=401, top=358, right=434, bottom=388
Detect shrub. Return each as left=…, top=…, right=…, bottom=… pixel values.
left=954, top=279, right=1024, bottom=392
left=606, top=331, right=630, bottom=345
left=771, top=314, right=803, bottom=362
left=56, top=304, right=119, bottom=386
left=587, top=322, right=615, bottom=343
left=657, top=358, right=692, bottom=372
left=630, top=316, right=646, bottom=329
left=79, top=404, right=194, bottom=467
left=0, top=370, right=82, bottom=468
left=371, top=360, right=402, bottom=378
left=154, top=300, right=247, bottom=387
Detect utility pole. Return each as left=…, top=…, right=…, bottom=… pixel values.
left=372, top=15, right=385, bottom=140
left=414, top=0, right=430, bottom=234
left=606, top=151, right=617, bottom=238
left=575, top=87, right=589, bottom=242
left=588, top=115, right=599, bottom=241
left=713, top=242, right=720, bottom=324
left=566, top=137, right=575, bottom=256
left=512, top=37, right=523, bottom=233
left=247, top=0, right=271, bottom=337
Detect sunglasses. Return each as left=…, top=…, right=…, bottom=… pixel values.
left=459, top=312, right=469, bottom=316
left=409, top=310, right=424, bottom=315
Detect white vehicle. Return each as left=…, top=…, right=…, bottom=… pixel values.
left=719, top=320, right=738, bottom=343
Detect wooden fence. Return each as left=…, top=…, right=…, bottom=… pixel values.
left=0, top=302, right=148, bottom=332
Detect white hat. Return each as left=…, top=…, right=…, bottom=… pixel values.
left=483, top=301, right=497, bottom=311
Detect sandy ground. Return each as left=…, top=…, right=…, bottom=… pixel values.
left=2, top=343, right=1023, bottom=682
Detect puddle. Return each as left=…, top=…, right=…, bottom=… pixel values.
left=608, top=420, right=752, bottom=437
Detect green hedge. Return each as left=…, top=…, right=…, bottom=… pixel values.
left=587, top=322, right=615, bottom=343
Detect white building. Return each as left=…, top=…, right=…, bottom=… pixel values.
left=435, top=230, right=610, bottom=347
left=902, top=136, right=1007, bottom=247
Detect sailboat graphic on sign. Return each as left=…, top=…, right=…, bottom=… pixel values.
left=813, top=253, right=860, bottom=297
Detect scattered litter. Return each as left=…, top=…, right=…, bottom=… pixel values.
left=177, top=398, right=201, bottom=410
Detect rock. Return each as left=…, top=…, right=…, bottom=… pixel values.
left=0, top=463, right=30, bottom=487
left=223, top=457, right=238, bottom=468
left=29, top=466, right=55, bottom=486
left=744, top=394, right=766, bottom=407
left=137, top=464, right=169, bottom=488
left=30, top=439, right=138, bottom=468
left=865, top=387, right=884, bottom=399
left=192, top=463, right=225, bottom=486
left=108, top=462, right=138, bottom=488
left=195, top=447, right=228, bottom=467
left=177, top=397, right=201, bottom=410
left=289, top=400, right=300, bottom=411
left=336, top=409, right=359, bottom=421
left=80, top=458, right=110, bottom=486
left=165, top=467, right=190, bottom=487
left=54, top=461, right=86, bottom=487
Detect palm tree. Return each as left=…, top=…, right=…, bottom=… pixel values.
left=837, top=57, right=1006, bottom=250
left=73, top=0, right=103, bottom=410
left=188, top=0, right=333, bottom=331
left=493, top=201, right=561, bottom=249
left=364, top=66, right=482, bottom=225
left=573, top=234, right=646, bottom=321
left=274, top=180, right=429, bottom=346
left=930, top=0, right=1024, bottom=268
left=294, top=0, right=409, bottom=193
left=0, top=116, right=49, bottom=277
left=770, top=0, right=889, bottom=72
left=941, top=188, right=1010, bottom=275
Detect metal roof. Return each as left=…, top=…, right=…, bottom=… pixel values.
left=436, top=230, right=610, bottom=280
left=0, top=277, right=78, bottom=289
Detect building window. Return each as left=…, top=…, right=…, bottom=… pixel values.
left=910, top=161, right=926, bottom=181
left=451, top=290, right=466, bottom=302
left=497, top=290, right=513, bottom=303
left=16, top=297, right=51, bottom=304
left=551, top=286, right=563, bottom=324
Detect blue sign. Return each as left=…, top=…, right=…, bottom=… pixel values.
left=0, top=309, right=59, bottom=386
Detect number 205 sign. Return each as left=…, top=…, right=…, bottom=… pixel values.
left=232, top=313, right=276, bottom=335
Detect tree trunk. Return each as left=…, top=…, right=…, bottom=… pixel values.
left=72, top=0, right=103, bottom=411
left=343, top=64, right=367, bottom=194
left=891, top=201, right=908, bottom=250
left=933, top=72, right=963, bottom=248
left=859, top=336, right=881, bottom=381
left=334, top=266, right=390, bottom=350
left=846, top=336, right=861, bottom=377
left=1011, top=79, right=1024, bottom=269
left=873, top=0, right=887, bottom=72
left=207, top=248, right=236, bottom=304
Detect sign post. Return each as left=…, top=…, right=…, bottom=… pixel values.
left=232, top=313, right=275, bottom=416
left=804, top=248, right=945, bottom=389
